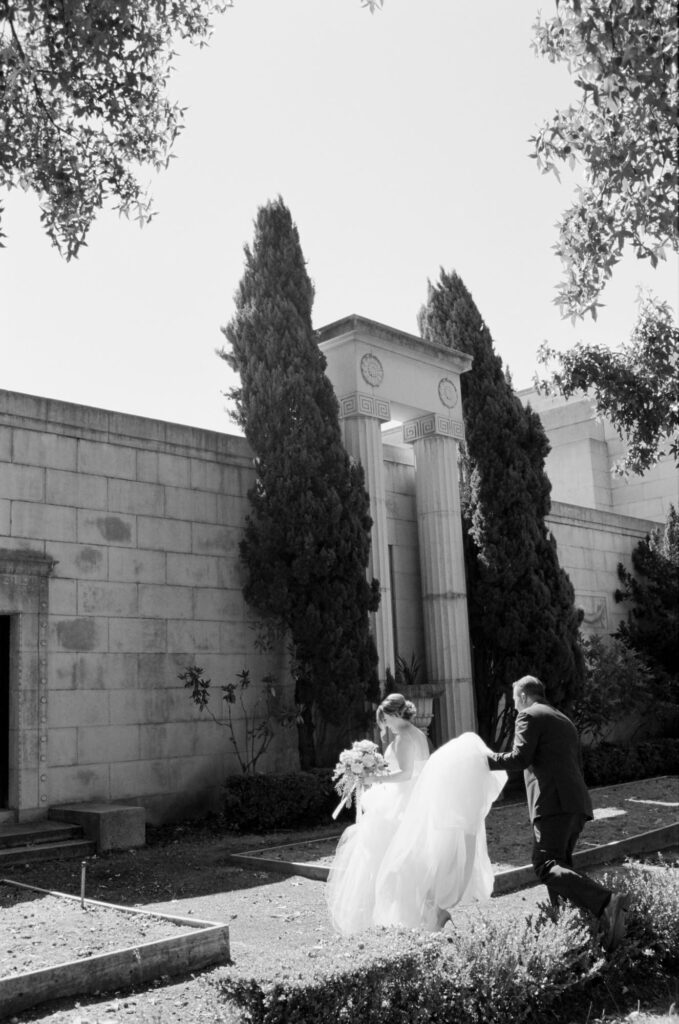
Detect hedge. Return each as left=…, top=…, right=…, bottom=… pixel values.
left=220, top=737, right=679, bottom=832
left=215, top=858, right=679, bottom=1024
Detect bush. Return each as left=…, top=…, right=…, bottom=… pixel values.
left=218, top=860, right=679, bottom=1024
left=604, top=859, right=679, bottom=975
left=582, top=737, right=679, bottom=787
left=221, top=769, right=351, bottom=832
left=218, top=906, right=602, bottom=1024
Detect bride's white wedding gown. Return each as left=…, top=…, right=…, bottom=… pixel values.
left=326, top=731, right=507, bottom=935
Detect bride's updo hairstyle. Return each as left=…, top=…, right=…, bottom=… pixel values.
left=376, top=692, right=417, bottom=735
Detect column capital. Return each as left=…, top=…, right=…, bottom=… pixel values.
left=338, top=391, right=391, bottom=422
left=403, top=413, right=464, bottom=444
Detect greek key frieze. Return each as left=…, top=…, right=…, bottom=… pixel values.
left=339, top=392, right=391, bottom=422
left=403, top=413, right=465, bottom=443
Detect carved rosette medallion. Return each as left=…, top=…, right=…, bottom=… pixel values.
left=360, top=353, right=384, bottom=388
left=438, top=377, right=459, bottom=409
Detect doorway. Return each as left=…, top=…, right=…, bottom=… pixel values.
left=0, top=615, right=10, bottom=808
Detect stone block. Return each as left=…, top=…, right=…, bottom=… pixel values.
left=193, top=587, right=245, bottom=622
left=11, top=502, right=76, bottom=543
left=0, top=497, right=9, bottom=534
left=51, top=616, right=108, bottom=653
left=46, top=469, right=108, bottom=510
left=2, top=463, right=44, bottom=501
left=0, top=425, right=11, bottom=461
left=192, top=523, right=239, bottom=556
left=167, top=619, right=220, bottom=654
left=78, top=440, right=136, bottom=480
left=108, top=547, right=166, bottom=584
left=50, top=802, right=145, bottom=851
left=48, top=763, right=110, bottom=805
left=108, top=689, right=154, bottom=725
left=49, top=579, right=78, bottom=616
left=77, top=581, right=138, bottom=617
left=48, top=651, right=138, bottom=691
left=166, top=553, right=219, bottom=588
left=109, top=617, right=166, bottom=653
left=138, top=652, right=181, bottom=688
left=139, top=721, right=207, bottom=760
left=165, top=486, right=218, bottom=524
left=48, top=541, right=108, bottom=580
left=139, top=583, right=193, bottom=620
left=48, top=689, right=110, bottom=728
left=48, top=727, right=77, bottom=766
left=13, top=430, right=77, bottom=471
left=77, top=511, right=136, bottom=547
left=215, top=493, right=249, bottom=527
left=109, top=478, right=165, bottom=517
left=137, top=516, right=191, bottom=553
left=190, top=460, right=251, bottom=495
left=137, top=451, right=191, bottom=488
left=109, top=758, right=176, bottom=801
left=77, top=724, right=140, bottom=764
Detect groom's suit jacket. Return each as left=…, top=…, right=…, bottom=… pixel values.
left=487, top=702, right=593, bottom=823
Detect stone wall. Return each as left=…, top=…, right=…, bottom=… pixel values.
left=519, top=387, right=676, bottom=522
left=0, top=384, right=667, bottom=826
left=547, top=501, right=659, bottom=636
left=0, top=390, right=295, bottom=825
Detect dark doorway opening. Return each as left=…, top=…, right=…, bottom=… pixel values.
left=0, top=616, right=10, bottom=807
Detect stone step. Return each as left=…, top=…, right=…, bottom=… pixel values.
left=0, top=838, right=96, bottom=867
left=0, top=822, right=84, bottom=850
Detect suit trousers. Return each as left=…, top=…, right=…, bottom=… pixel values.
left=532, top=813, right=611, bottom=917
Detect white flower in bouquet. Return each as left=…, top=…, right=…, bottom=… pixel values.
left=331, top=739, right=390, bottom=819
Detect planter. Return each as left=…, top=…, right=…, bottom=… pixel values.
left=406, top=683, right=445, bottom=735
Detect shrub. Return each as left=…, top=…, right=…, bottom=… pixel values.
left=582, top=737, right=679, bottom=787
left=217, top=861, right=679, bottom=1024
left=572, top=634, right=655, bottom=744
left=221, top=769, right=351, bottom=832
left=218, top=907, right=603, bottom=1024
left=603, top=859, right=679, bottom=976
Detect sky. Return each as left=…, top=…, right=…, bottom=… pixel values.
left=2, top=0, right=677, bottom=436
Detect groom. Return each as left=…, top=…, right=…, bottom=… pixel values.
left=487, top=675, right=628, bottom=951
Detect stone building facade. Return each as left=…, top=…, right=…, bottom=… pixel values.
left=0, top=316, right=671, bottom=825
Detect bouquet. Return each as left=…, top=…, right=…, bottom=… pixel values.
left=331, top=739, right=390, bottom=819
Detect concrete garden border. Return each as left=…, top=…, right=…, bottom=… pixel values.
left=225, top=823, right=679, bottom=890
left=0, top=879, right=230, bottom=1017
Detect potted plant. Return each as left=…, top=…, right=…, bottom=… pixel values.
left=393, top=653, right=445, bottom=736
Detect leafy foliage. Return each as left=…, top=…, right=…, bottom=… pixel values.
left=180, top=663, right=297, bottom=774
left=417, top=269, right=584, bottom=745
left=571, top=634, right=654, bottom=744
left=0, top=0, right=232, bottom=257
left=220, top=197, right=379, bottom=767
left=615, top=504, right=679, bottom=699
left=531, top=0, right=678, bottom=321
left=537, top=294, right=679, bottom=474
left=582, top=737, right=679, bottom=787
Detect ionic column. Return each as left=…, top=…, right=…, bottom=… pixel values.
left=338, top=392, right=394, bottom=686
left=403, top=413, right=476, bottom=740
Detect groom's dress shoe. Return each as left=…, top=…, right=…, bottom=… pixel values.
left=600, top=893, right=629, bottom=952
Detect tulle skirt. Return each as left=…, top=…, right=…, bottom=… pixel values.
left=326, top=733, right=507, bottom=935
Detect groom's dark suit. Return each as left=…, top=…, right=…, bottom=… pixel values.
left=488, top=700, right=611, bottom=915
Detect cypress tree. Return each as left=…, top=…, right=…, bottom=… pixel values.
left=220, top=197, right=380, bottom=767
left=418, top=270, right=584, bottom=744
left=615, top=504, right=679, bottom=695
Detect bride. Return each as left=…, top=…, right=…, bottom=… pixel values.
left=326, top=692, right=507, bottom=935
